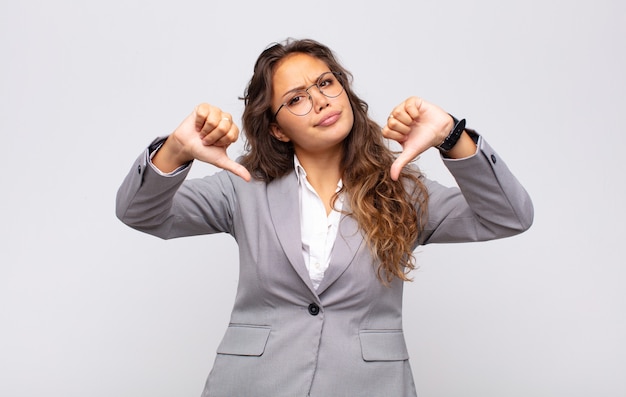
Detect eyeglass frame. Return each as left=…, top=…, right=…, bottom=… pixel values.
left=273, top=71, right=344, bottom=119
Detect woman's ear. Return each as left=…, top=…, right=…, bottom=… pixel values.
left=270, top=123, right=290, bottom=142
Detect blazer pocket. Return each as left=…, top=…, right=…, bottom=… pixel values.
left=359, top=330, right=409, bottom=362
left=216, top=324, right=271, bottom=357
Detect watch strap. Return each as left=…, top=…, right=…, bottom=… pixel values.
left=437, top=115, right=466, bottom=152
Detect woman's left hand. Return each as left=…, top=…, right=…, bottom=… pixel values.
left=382, top=96, right=454, bottom=180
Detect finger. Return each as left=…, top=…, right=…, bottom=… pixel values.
left=403, top=97, right=423, bottom=121
left=199, top=113, right=223, bottom=138
left=201, top=116, right=234, bottom=146
left=202, top=130, right=225, bottom=146
left=388, top=110, right=412, bottom=127
left=213, top=127, right=238, bottom=147
left=213, top=156, right=252, bottom=182
left=382, top=126, right=409, bottom=143
left=389, top=142, right=430, bottom=181
left=194, top=104, right=212, bottom=132
left=390, top=151, right=415, bottom=181
left=385, top=117, right=412, bottom=135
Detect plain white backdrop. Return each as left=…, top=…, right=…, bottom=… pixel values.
left=1, top=0, right=624, bottom=396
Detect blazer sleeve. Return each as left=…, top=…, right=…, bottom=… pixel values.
left=418, top=135, right=534, bottom=245
left=115, top=138, right=237, bottom=239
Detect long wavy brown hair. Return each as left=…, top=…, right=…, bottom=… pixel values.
left=240, top=38, right=429, bottom=283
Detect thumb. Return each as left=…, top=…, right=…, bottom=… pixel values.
left=213, top=156, right=252, bottom=182
left=390, top=144, right=428, bottom=181
left=390, top=151, right=412, bottom=181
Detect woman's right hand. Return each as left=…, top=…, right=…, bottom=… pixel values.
left=153, top=103, right=251, bottom=181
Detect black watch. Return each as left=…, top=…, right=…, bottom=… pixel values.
left=437, top=115, right=466, bottom=152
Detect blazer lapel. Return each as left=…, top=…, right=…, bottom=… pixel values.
left=316, top=208, right=365, bottom=295
left=267, top=172, right=317, bottom=294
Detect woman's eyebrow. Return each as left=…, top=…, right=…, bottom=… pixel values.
left=280, top=71, right=330, bottom=98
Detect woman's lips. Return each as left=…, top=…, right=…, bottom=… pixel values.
left=317, top=111, right=341, bottom=127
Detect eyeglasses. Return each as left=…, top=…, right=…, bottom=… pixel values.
left=273, top=71, right=344, bottom=118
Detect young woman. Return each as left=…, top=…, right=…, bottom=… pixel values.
left=116, top=38, right=533, bottom=397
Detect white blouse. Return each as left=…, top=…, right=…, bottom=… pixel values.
left=294, top=156, right=344, bottom=290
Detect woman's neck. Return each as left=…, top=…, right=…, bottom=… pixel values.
left=295, top=149, right=343, bottom=215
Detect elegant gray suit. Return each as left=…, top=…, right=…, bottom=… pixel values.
left=116, top=136, right=533, bottom=397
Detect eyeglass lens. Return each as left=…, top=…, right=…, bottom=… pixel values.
left=284, top=72, right=343, bottom=116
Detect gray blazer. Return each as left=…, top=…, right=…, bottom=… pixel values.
left=116, top=136, right=533, bottom=397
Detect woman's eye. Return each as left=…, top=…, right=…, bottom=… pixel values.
left=288, top=94, right=306, bottom=106
left=320, top=78, right=333, bottom=88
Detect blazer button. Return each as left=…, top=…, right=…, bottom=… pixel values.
left=490, top=154, right=497, bottom=164
left=308, top=303, right=320, bottom=316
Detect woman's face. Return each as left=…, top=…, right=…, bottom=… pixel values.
left=270, top=53, right=354, bottom=158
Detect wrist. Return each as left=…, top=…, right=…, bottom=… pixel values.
left=442, top=131, right=477, bottom=159
left=152, top=135, right=193, bottom=173
left=436, top=115, right=466, bottom=153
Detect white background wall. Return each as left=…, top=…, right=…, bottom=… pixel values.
left=1, top=0, right=624, bottom=396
